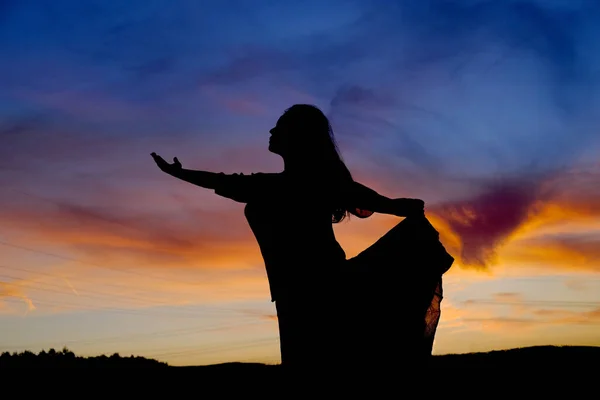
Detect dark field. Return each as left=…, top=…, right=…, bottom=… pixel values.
left=2, top=345, right=596, bottom=394
left=2, top=344, right=597, bottom=370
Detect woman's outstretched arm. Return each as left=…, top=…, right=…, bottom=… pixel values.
left=151, top=152, right=268, bottom=203
left=151, top=153, right=221, bottom=189
left=347, top=181, right=424, bottom=217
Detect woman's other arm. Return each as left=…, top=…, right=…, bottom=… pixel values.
left=348, top=181, right=424, bottom=217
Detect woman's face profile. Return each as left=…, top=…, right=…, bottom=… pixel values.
left=269, top=115, right=290, bottom=156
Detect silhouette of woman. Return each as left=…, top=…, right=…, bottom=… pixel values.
left=151, top=104, right=453, bottom=371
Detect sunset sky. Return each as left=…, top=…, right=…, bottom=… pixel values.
left=1, top=0, right=600, bottom=366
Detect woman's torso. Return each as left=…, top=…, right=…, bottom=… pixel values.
left=243, top=173, right=346, bottom=301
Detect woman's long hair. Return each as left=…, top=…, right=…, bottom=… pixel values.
left=281, top=104, right=362, bottom=223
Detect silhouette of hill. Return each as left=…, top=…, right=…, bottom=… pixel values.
left=429, top=345, right=600, bottom=368
left=1, top=345, right=596, bottom=370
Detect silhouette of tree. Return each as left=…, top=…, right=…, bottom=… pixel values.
left=0, top=348, right=168, bottom=368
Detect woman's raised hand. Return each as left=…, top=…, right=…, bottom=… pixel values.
left=151, top=152, right=182, bottom=176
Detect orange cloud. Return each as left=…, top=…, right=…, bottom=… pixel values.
left=422, top=166, right=600, bottom=272
left=500, top=233, right=600, bottom=272
left=459, top=306, right=600, bottom=333
left=427, top=179, right=545, bottom=267
left=0, top=191, right=265, bottom=270
left=436, top=289, right=600, bottom=347
left=0, top=259, right=273, bottom=317
left=0, top=281, right=36, bottom=314
left=493, top=292, right=523, bottom=302
left=532, top=307, right=600, bottom=325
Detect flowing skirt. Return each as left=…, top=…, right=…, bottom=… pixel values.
left=333, top=215, right=454, bottom=368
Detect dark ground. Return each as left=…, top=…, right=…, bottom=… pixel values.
left=1, top=346, right=595, bottom=393
left=2, top=344, right=598, bottom=369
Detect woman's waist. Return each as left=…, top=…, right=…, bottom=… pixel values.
left=269, top=242, right=346, bottom=263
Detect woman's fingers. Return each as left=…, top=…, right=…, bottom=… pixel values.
left=151, top=153, right=167, bottom=163
left=151, top=152, right=164, bottom=163
left=151, top=153, right=169, bottom=171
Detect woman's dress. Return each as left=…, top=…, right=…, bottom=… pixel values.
left=341, top=215, right=453, bottom=367
left=213, top=172, right=454, bottom=368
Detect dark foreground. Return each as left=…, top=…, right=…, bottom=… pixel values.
left=2, top=345, right=597, bottom=370
left=1, top=346, right=596, bottom=393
